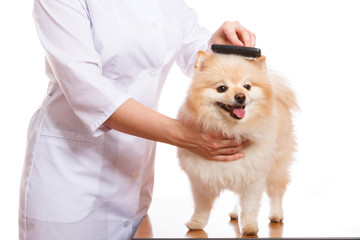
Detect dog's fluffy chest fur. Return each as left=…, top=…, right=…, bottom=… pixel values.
left=178, top=112, right=277, bottom=193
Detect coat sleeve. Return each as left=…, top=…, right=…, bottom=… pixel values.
left=34, top=0, right=130, bottom=136
left=174, top=2, right=212, bottom=77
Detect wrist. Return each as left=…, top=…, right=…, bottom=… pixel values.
left=163, top=119, right=189, bottom=148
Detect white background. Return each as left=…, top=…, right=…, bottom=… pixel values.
left=1, top=0, right=360, bottom=239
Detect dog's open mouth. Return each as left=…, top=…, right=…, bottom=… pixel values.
left=216, top=102, right=246, bottom=120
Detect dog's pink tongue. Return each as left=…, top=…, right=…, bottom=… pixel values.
left=233, top=108, right=245, bottom=119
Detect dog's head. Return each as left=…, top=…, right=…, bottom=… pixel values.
left=186, top=51, right=274, bottom=127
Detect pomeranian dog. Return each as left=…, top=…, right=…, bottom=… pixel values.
left=177, top=51, right=297, bottom=236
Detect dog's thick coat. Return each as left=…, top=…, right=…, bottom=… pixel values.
left=178, top=51, right=297, bottom=236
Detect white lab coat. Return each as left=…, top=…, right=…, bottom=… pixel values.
left=19, top=0, right=211, bottom=239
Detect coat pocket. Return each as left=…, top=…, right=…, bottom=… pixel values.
left=26, top=129, right=103, bottom=223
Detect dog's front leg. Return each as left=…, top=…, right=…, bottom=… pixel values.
left=239, top=178, right=265, bottom=236
left=185, top=181, right=219, bottom=230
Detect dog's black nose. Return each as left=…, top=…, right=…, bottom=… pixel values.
left=234, top=93, right=246, bottom=104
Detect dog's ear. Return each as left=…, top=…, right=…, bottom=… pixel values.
left=253, top=56, right=267, bottom=70
left=194, top=50, right=212, bottom=70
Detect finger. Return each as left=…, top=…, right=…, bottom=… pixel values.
left=222, top=27, right=244, bottom=46
left=235, top=27, right=252, bottom=47
left=213, top=140, right=250, bottom=155
left=207, top=137, right=246, bottom=152
left=220, top=21, right=244, bottom=46
left=209, top=152, right=245, bottom=162
left=215, top=146, right=243, bottom=156
left=249, top=31, right=256, bottom=47
left=216, top=137, right=246, bottom=148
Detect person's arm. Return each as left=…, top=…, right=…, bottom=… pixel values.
left=104, top=98, right=248, bottom=162
left=34, top=0, right=131, bottom=136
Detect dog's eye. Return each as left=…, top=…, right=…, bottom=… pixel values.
left=244, top=84, right=251, bottom=91
left=217, top=85, right=228, bottom=93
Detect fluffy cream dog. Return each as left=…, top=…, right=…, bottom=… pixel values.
left=177, top=51, right=297, bottom=236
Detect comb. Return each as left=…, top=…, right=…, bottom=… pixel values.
left=211, top=44, right=261, bottom=58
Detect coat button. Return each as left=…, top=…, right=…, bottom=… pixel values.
left=123, top=221, right=130, bottom=228
left=148, top=69, right=156, bottom=77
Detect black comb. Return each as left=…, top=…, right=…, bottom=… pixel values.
left=211, top=44, right=261, bottom=58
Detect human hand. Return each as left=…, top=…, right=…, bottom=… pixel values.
left=209, top=21, right=256, bottom=48
left=175, top=121, right=250, bottom=162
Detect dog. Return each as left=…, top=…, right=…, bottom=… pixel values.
left=177, top=50, right=297, bottom=236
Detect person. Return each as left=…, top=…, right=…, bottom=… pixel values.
left=19, top=0, right=256, bottom=239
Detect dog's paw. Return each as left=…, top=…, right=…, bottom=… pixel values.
left=241, top=224, right=259, bottom=236
left=269, top=206, right=283, bottom=223
left=269, top=214, right=284, bottom=223
left=229, top=204, right=239, bottom=220
left=229, top=211, right=239, bottom=220
left=185, top=218, right=206, bottom=230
